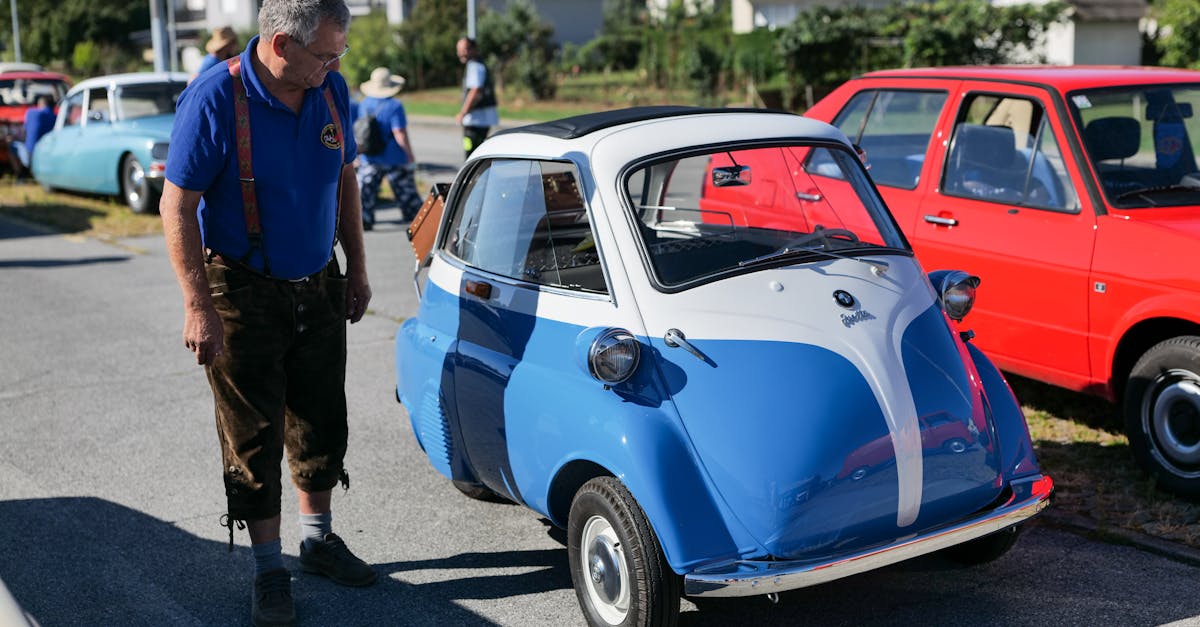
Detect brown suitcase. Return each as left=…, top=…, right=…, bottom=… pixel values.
left=406, top=183, right=451, bottom=262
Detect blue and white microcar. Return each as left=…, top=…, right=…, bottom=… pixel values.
left=395, top=107, right=1053, bottom=626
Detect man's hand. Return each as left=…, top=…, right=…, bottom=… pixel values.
left=345, top=268, right=372, bottom=323
left=183, top=303, right=224, bottom=365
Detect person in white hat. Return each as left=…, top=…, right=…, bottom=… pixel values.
left=194, top=26, right=240, bottom=78
left=354, top=66, right=421, bottom=229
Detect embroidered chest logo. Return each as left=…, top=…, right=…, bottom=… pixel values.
left=320, top=123, right=340, bottom=149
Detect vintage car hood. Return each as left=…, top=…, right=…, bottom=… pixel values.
left=113, top=114, right=175, bottom=140
left=643, top=258, right=1004, bottom=560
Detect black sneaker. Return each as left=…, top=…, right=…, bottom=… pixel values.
left=299, top=532, right=377, bottom=587
left=251, top=568, right=295, bottom=627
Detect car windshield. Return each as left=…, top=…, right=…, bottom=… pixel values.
left=116, top=82, right=184, bottom=120
left=1070, top=84, right=1200, bottom=207
left=624, top=143, right=907, bottom=287
left=0, top=78, right=67, bottom=106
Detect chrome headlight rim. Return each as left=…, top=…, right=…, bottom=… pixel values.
left=588, top=328, right=641, bottom=385
left=934, top=270, right=981, bottom=322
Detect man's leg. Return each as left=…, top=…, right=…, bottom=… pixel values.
left=463, top=125, right=489, bottom=159
left=284, top=262, right=376, bottom=587
left=204, top=260, right=295, bottom=626
left=385, top=165, right=423, bottom=222
left=357, top=161, right=382, bottom=230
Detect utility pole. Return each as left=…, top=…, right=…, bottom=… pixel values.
left=467, top=0, right=475, bottom=39
left=149, top=0, right=169, bottom=72
left=8, top=0, right=21, bottom=63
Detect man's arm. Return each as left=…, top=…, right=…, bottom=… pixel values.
left=455, top=87, right=482, bottom=126
left=337, top=162, right=371, bottom=323
left=392, top=127, right=415, bottom=164
left=160, top=180, right=223, bottom=365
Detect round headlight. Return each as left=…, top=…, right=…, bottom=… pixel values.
left=588, top=328, right=641, bottom=384
left=934, top=270, right=981, bottom=321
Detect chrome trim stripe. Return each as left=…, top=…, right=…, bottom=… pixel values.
left=684, top=474, right=1053, bottom=598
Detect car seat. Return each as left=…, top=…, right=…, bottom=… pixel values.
left=1083, top=116, right=1142, bottom=194
left=944, top=124, right=1026, bottom=202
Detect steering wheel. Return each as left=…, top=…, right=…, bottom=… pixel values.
left=785, top=227, right=860, bottom=249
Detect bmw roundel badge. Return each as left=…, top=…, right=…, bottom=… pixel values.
left=833, top=290, right=855, bottom=308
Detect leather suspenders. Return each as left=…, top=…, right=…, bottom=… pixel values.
left=225, top=57, right=345, bottom=278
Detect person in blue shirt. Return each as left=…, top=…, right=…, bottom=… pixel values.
left=159, top=2, right=375, bottom=625
left=195, top=26, right=239, bottom=78
left=9, top=95, right=55, bottom=175
left=354, top=66, right=421, bottom=230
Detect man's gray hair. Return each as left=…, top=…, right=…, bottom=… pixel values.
left=258, top=0, right=350, bottom=47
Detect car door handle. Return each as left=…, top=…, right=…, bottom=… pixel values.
left=664, top=328, right=715, bottom=366
left=923, top=215, right=958, bottom=227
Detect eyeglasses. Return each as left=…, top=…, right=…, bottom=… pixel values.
left=290, top=37, right=349, bottom=69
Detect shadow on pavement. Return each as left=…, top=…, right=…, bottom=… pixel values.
left=0, top=256, right=131, bottom=269
left=0, top=497, right=569, bottom=626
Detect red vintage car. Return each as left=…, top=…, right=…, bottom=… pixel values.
left=804, top=66, right=1200, bottom=498
left=0, top=69, right=70, bottom=172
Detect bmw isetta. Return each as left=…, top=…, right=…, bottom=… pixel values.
left=395, top=106, right=1053, bottom=625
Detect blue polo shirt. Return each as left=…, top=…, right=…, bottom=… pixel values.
left=355, top=96, right=409, bottom=168
left=166, top=36, right=357, bottom=279
left=23, top=105, right=55, bottom=149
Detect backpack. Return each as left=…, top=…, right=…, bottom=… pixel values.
left=353, top=109, right=387, bottom=156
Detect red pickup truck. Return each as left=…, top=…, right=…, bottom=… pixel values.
left=805, top=66, right=1200, bottom=498
left=0, top=68, right=70, bottom=172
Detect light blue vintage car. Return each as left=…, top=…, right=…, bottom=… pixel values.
left=395, top=107, right=1054, bottom=626
left=32, top=72, right=187, bottom=214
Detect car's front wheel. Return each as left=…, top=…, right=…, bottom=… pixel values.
left=1124, top=336, right=1200, bottom=500
left=568, top=477, right=680, bottom=626
left=121, top=154, right=160, bottom=214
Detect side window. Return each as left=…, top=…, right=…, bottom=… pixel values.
left=86, top=88, right=109, bottom=123
left=832, top=89, right=947, bottom=189
left=62, top=92, right=84, bottom=127
left=942, top=93, right=1079, bottom=211
left=443, top=159, right=606, bottom=294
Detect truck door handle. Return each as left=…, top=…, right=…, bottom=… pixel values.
left=923, top=215, right=958, bottom=227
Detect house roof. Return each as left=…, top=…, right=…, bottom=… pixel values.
left=1068, top=0, right=1147, bottom=22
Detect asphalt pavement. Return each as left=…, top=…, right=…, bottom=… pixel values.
left=1, top=118, right=1199, bottom=626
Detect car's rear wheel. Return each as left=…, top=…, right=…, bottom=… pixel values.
left=942, top=524, right=1022, bottom=565
left=1124, top=336, right=1200, bottom=500
left=568, top=477, right=680, bottom=626
left=451, top=479, right=511, bottom=503
left=121, top=154, right=159, bottom=214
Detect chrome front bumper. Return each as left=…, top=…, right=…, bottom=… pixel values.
left=684, top=474, right=1053, bottom=598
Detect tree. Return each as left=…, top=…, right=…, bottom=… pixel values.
left=1154, top=0, right=1200, bottom=69
left=4, top=0, right=150, bottom=72
left=394, top=0, right=468, bottom=90
left=478, top=0, right=558, bottom=100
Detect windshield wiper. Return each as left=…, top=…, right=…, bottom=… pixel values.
left=738, top=245, right=890, bottom=276
left=1114, top=184, right=1200, bottom=205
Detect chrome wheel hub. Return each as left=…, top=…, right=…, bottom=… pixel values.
left=1146, top=369, right=1200, bottom=472
left=579, top=515, right=630, bottom=624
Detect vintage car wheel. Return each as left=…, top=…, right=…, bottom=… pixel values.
left=1124, top=336, right=1200, bottom=500
left=568, top=477, right=680, bottom=626
left=942, top=524, right=1022, bottom=565
left=121, top=154, right=160, bottom=214
left=451, top=479, right=511, bottom=503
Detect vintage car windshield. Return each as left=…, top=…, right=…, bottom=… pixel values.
left=0, top=78, right=67, bottom=106
left=116, top=82, right=184, bottom=120
left=1070, top=84, right=1200, bottom=207
left=624, top=143, right=907, bottom=287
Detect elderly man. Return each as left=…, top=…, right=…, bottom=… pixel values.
left=160, top=1, right=374, bottom=625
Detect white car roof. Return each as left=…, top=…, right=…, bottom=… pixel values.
left=66, top=72, right=190, bottom=95
left=473, top=107, right=853, bottom=169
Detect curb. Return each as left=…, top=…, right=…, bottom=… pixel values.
left=1038, top=511, right=1200, bottom=568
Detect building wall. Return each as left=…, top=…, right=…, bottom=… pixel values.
left=1073, top=21, right=1142, bottom=65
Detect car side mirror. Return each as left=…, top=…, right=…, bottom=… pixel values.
left=712, top=164, right=751, bottom=187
